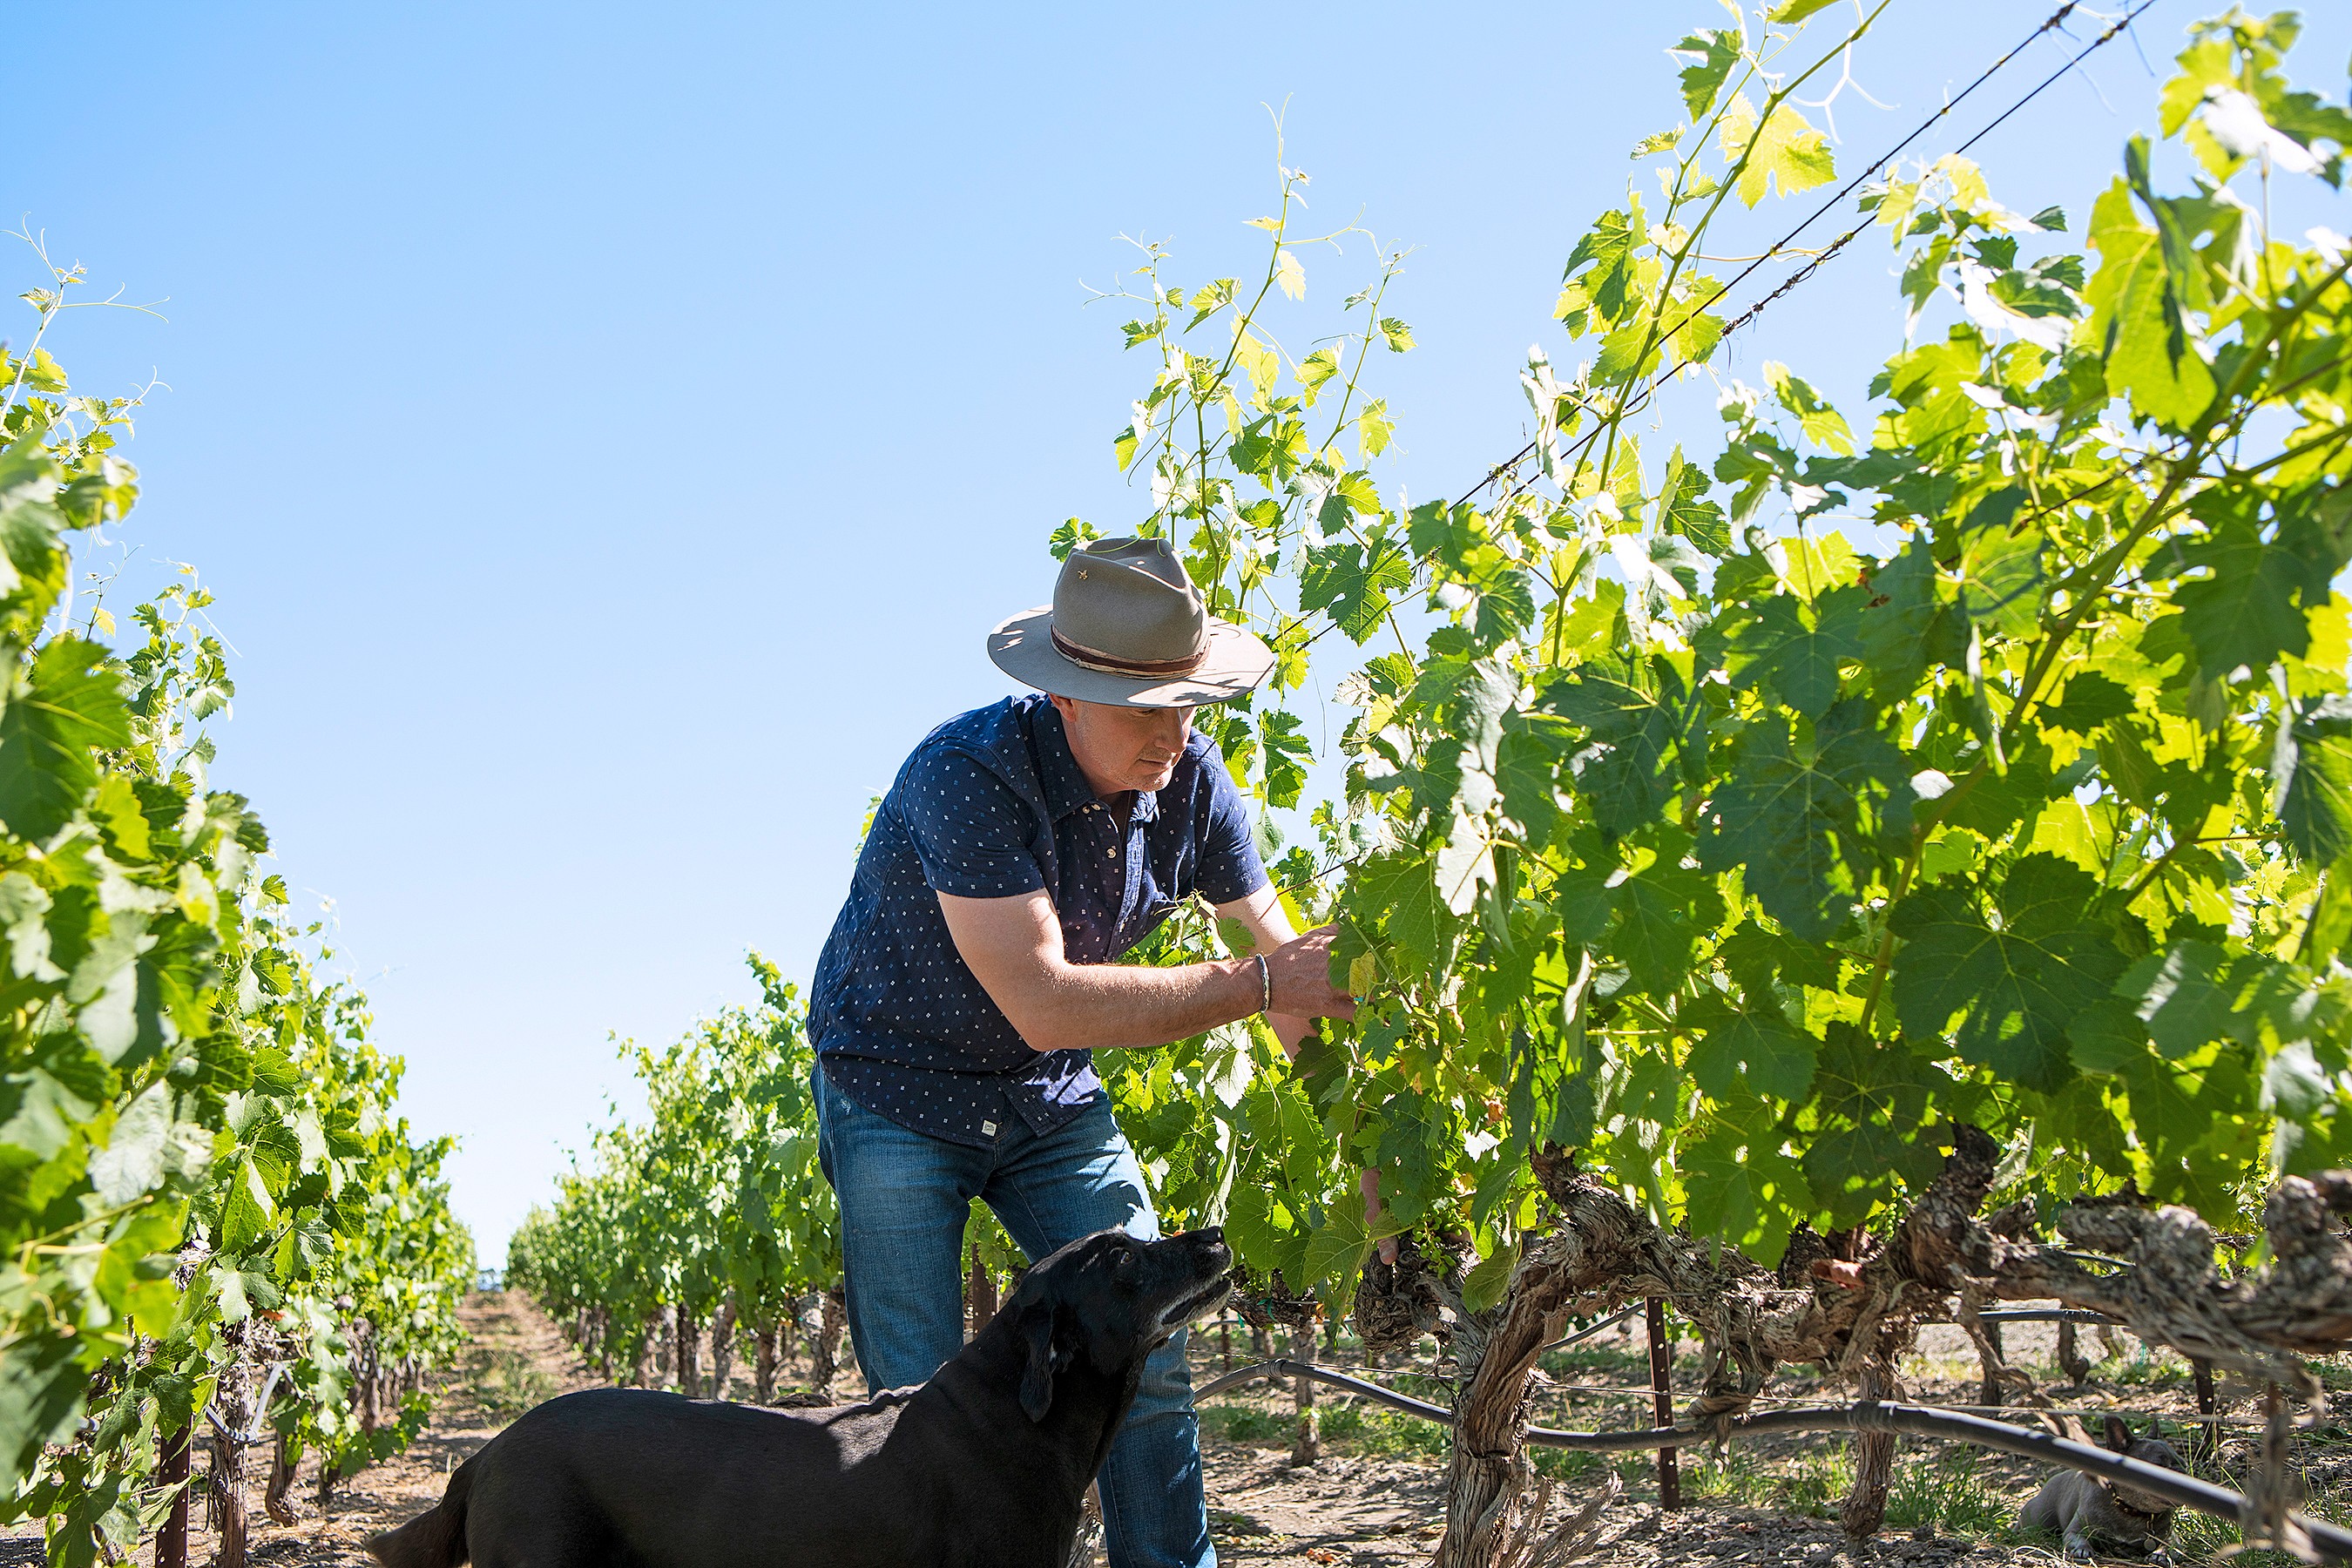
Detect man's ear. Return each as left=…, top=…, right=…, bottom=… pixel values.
left=2104, top=1416, right=2132, bottom=1453
left=1019, top=1303, right=1071, bottom=1423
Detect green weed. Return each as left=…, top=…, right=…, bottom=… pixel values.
left=470, top=1347, right=558, bottom=1424
left=1778, top=1441, right=1858, bottom=1518
left=1199, top=1404, right=1293, bottom=1444
left=1319, top=1402, right=1452, bottom=1462
left=1883, top=1450, right=2010, bottom=1539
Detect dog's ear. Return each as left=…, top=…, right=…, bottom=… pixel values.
left=2104, top=1416, right=2132, bottom=1453
left=1019, top=1301, right=1071, bottom=1423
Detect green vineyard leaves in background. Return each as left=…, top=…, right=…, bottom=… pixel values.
left=507, top=956, right=847, bottom=1399
left=0, top=280, right=471, bottom=1563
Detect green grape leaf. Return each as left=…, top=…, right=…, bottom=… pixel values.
left=0, top=637, right=132, bottom=841
left=1722, top=585, right=1869, bottom=718
left=1804, top=1029, right=1944, bottom=1225
left=0, top=1335, right=85, bottom=1494
left=1683, top=1128, right=1810, bottom=1263
left=2041, top=672, right=2135, bottom=733
left=1672, top=30, right=1742, bottom=120
left=1697, top=700, right=1906, bottom=939
left=2082, top=169, right=2216, bottom=429
left=1660, top=447, right=1730, bottom=555
left=1300, top=538, right=1412, bottom=645
left=2274, top=695, right=2352, bottom=864
left=1461, top=1234, right=1521, bottom=1315
left=1610, top=867, right=1703, bottom=996
left=2170, top=517, right=2311, bottom=673
left=217, top=1152, right=278, bottom=1257
left=1951, top=488, right=2044, bottom=635
left=1720, top=94, right=1836, bottom=207
left=1764, top=362, right=1854, bottom=454
left=88, top=1081, right=172, bottom=1206
left=0, top=1063, right=99, bottom=1163
left=1889, top=855, right=2125, bottom=1092
left=1258, top=709, right=1312, bottom=810
left=1686, top=1005, right=1820, bottom=1101
left=1301, top=1201, right=1369, bottom=1297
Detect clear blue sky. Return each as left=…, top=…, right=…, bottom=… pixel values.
left=14, top=3, right=2347, bottom=1263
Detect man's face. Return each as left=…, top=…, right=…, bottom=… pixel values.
left=1051, top=696, right=1194, bottom=795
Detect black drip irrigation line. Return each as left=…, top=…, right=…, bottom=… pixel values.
left=1194, top=1361, right=2351, bottom=1561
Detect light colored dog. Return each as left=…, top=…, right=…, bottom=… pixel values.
left=2020, top=1416, right=2185, bottom=1561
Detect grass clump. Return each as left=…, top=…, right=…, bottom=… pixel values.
left=1884, top=1449, right=2010, bottom=1539
left=470, top=1346, right=558, bottom=1423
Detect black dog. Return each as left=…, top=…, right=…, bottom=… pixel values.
left=368, top=1227, right=1230, bottom=1568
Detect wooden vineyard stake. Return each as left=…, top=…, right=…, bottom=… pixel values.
left=155, top=1423, right=191, bottom=1568
left=2193, top=1359, right=2218, bottom=1464
left=1647, top=1298, right=1679, bottom=1510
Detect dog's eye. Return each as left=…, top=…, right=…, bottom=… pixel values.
left=1114, top=1252, right=1137, bottom=1274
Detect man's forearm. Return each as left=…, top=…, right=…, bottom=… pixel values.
left=1020, top=956, right=1265, bottom=1052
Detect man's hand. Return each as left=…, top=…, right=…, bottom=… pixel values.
left=1212, top=889, right=1355, bottom=1058
left=1262, top=926, right=1356, bottom=1024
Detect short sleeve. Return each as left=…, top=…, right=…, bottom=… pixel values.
left=897, top=745, right=1049, bottom=899
left=1193, top=748, right=1269, bottom=906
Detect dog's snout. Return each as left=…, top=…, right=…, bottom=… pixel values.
left=1194, top=1226, right=1225, bottom=1249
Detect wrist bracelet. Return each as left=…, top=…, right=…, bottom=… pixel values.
left=1253, top=951, right=1272, bottom=1017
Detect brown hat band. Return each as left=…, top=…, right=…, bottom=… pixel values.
left=1050, top=625, right=1206, bottom=679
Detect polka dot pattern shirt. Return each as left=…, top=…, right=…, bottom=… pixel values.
left=810, top=693, right=1267, bottom=1148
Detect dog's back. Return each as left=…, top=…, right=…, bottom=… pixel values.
left=368, top=1387, right=918, bottom=1568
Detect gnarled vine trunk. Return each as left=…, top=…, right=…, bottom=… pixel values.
left=673, top=1306, right=702, bottom=1398
left=1416, top=1130, right=2352, bottom=1564
left=709, top=1298, right=738, bottom=1398
left=1839, top=1356, right=1900, bottom=1538
left=264, top=1430, right=298, bottom=1526
left=754, top=1316, right=781, bottom=1403
left=1289, top=1317, right=1321, bottom=1466
left=808, top=1287, right=847, bottom=1397
left=207, top=1343, right=254, bottom=1568
left=967, top=1246, right=999, bottom=1339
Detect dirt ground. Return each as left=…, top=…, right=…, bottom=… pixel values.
left=27, top=1293, right=2349, bottom=1567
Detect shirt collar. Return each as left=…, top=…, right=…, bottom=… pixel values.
left=1031, top=699, right=1163, bottom=825
left=1033, top=700, right=1102, bottom=821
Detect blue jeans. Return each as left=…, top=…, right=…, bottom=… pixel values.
left=813, top=1064, right=1215, bottom=1568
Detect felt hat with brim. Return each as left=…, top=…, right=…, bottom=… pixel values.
left=989, top=537, right=1274, bottom=708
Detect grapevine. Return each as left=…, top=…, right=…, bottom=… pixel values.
left=1072, top=9, right=2352, bottom=1563
left=0, top=260, right=472, bottom=1566
left=508, top=956, right=856, bottom=1402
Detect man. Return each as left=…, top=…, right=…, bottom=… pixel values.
left=808, top=537, right=1355, bottom=1568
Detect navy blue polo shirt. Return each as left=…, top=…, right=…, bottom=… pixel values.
left=810, top=693, right=1267, bottom=1146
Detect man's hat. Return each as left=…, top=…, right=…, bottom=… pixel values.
left=988, top=537, right=1274, bottom=708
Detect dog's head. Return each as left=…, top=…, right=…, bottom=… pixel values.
left=1007, top=1227, right=1231, bottom=1423
left=2099, top=1416, right=2186, bottom=1518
